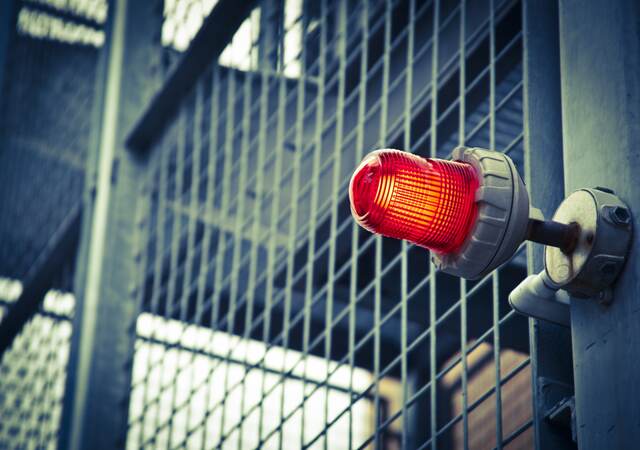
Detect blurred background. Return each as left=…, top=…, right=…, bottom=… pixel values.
left=1, top=0, right=634, bottom=449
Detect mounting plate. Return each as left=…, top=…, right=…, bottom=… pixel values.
left=544, top=188, right=632, bottom=301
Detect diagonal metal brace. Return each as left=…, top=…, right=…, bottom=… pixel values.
left=0, top=202, right=82, bottom=356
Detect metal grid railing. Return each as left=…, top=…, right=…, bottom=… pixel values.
left=0, top=2, right=104, bottom=448
left=0, top=270, right=76, bottom=449
left=0, top=0, right=106, bottom=281
left=0, top=1, right=206, bottom=444
left=127, top=0, right=532, bottom=448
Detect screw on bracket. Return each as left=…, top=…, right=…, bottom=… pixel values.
left=546, top=396, right=577, bottom=443
left=597, top=288, right=613, bottom=305
left=609, top=206, right=631, bottom=226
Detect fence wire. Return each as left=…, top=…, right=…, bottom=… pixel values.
left=0, top=2, right=106, bottom=448
left=0, top=0, right=105, bottom=281
left=127, top=0, right=532, bottom=449
left=0, top=269, right=76, bottom=449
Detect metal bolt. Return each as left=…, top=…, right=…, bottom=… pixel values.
left=598, top=288, right=613, bottom=305
left=609, top=206, right=631, bottom=226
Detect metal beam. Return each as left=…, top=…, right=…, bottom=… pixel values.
left=558, top=1, right=640, bottom=448
left=0, top=203, right=81, bottom=356
left=126, top=0, right=258, bottom=151
left=20, top=1, right=105, bottom=30
left=522, top=0, right=575, bottom=448
left=0, top=0, right=16, bottom=122
left=58, top=1, right=163, bottom=449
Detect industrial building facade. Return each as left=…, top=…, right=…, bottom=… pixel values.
left=1, top=0, right=638, bottom=449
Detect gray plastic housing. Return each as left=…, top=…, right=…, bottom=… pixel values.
left=432, top=147, right=530, bottom=279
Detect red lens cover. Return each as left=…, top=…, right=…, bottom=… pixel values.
left=349, top=149, right=479, bottom=254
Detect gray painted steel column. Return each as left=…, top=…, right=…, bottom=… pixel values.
left=58, top=1, right=162, bottom=449
left=559, top=1, right=640, bottom=448
left=522, top=1, right=574, bottom=448
left=0, top=0, right=16, bottom=120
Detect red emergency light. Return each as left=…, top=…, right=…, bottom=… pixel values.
left=349, top=147, right=632, bottom=318
left=349, top=147, right=533, bottom=279
left=349, top=150, right=479, bottom=253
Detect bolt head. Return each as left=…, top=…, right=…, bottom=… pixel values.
left=609, top=206, right=631, bottom=225
left=598, top=289, right=613, bottom=305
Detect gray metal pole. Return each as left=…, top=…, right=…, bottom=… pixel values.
left=0, top=0, right=15, bottom=105
left=522, top=1, right=575, bottom=448
left=558, top=1, right=640, bottom=448
left=58, top=0, right=162, bottom=448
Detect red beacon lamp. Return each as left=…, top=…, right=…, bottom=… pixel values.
left=350, top=147, right=531, bottom=279
left=349, top=147, right=632, bottom=325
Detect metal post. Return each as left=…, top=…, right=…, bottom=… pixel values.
left=0, top=0, right=15, bottom=107
left=558, top=0, right=640, bottom=448
left=522, top=2, right=575, bottom=447
left=58, top=1, right=162, bottom=449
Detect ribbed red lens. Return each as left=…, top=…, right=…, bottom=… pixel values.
left=349, top=149, right=479, bottom=254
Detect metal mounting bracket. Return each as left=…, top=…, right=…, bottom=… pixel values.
left=544, top=187, right=632, bottom=301
left=545, top=395, right=577, bottom=443
left=509, top=187, right=632, bottom=324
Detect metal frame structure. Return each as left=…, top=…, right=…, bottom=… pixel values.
left=1, top=0, right=638, bottom=449
left=0, top=0, right=14, bottom=108
left=0, top=204, right=81, bottom=355
left=0, top=1, right=104, bottom=447
left=58, top=2, right=164, bottom=449
left=522, top=1, right=574, bottom=448
left=559, top=1, right=640, bottom=448
left=105, top=0, right=536, bottom=448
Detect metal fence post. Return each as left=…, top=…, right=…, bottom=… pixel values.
left=57, top=1, right=162, bottom=449
left=522, top=1, right=575, bottom=448
left=558, top=0, right=640, bottom=448
left=0, top=0, right=15, bottom=108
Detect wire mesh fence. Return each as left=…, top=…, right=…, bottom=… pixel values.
left=125, top=0, right=533, bottom=448
left=0, top=0, right=105, bottom=281
left=0, top=0, right=542, bottom=448
left=0, top=267, right=76, bottom=449
left=0, top=2, right=105, bottom=448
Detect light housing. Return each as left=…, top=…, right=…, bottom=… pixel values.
left=349, top=147, right=531, bottom=279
